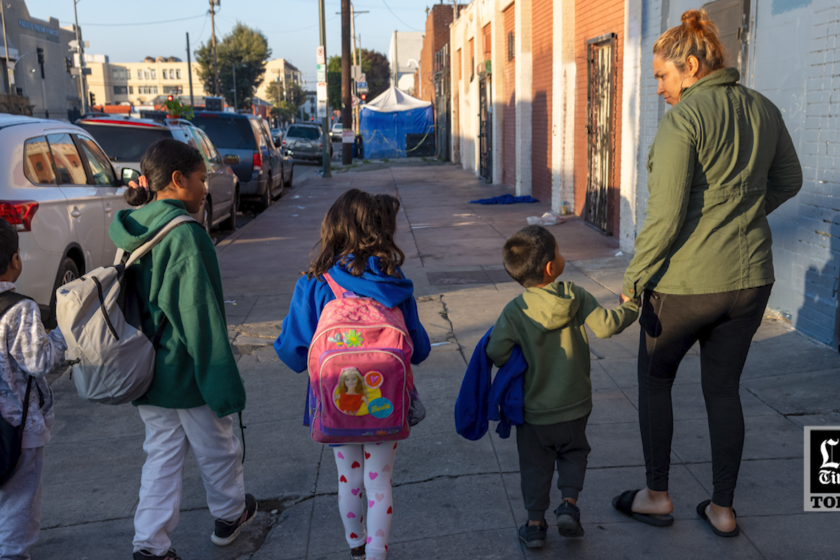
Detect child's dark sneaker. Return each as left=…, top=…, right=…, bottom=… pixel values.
left=133, top=550, right=181, bottom=560
left=517, top=521, right=547, bottom=548
left=211, top=493, right=258, bottom=546
left=555, top=499, right=585, bottom=537
left=350, top=543, right=366, bottom=559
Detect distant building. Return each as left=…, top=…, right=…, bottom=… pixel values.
left=388, top=31, right=423, bottom=94
left=0, top=0, right=82, bottom=119
left=85, top=58, right=208, bottom=107
left=254, top=59, right=304, bottom=103
left=415, top=5, right=459, bottom=104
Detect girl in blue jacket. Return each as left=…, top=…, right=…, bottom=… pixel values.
left=275, top=189, right=430, bottom=560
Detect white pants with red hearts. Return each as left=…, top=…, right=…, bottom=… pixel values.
left=334, top=442, right=398, bottom=560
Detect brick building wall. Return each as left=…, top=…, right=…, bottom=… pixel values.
left=531, top=0, right=553, bottom=203
left=574, top=0, right=624, bottom=235
left=503, top=4, right=516, bottom=188
left=417, top=5, right=456, bottom=103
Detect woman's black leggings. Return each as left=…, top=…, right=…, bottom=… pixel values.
left=637, top=285, right=773, bottom=508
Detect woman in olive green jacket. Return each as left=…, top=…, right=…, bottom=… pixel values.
left=611, top=10, right=802, bottom=537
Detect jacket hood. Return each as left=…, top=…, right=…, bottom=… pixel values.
left=328, top=256, right=415, bottom=308
left=682, top=67, right=740, bottom=101
left=516, top=281, right=580, bottom=331
left=109, top=199, right=190, bottom=253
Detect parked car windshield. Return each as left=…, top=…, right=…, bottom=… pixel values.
left=77, top=124, right=172, bottom=162
left=192, top=116, right=257, bottom=150
left=286, top=126, right=320, bottom=140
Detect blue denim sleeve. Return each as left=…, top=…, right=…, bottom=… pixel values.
left=399, top=296, right=431, bottom=365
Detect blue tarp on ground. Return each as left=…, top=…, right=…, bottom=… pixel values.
left=359, top=86, right=434, bottom=159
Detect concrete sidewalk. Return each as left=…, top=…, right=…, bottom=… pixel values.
left=31, top=164, right=840, bottom=559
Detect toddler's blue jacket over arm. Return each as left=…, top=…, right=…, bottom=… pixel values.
left=455, top=327, right=525, bottom=440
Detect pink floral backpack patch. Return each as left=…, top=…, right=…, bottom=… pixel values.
left=306, top=273, right=414, bottom=444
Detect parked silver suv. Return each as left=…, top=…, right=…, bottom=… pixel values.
left=0, top=115, right=132, bottom=323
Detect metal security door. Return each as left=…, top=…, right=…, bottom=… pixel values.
left=479, top=75, right=492, bottom=183
left=585, top=34, right=615, bottom=234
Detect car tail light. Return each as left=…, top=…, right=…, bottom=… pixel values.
left=282, top=139, right=286, bottom=146
left=253, top=151, right=263, bottom=173
left=0, top=201, right=38, bottom=232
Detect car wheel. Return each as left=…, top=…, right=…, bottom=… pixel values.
left=260, top=177, right=273, bottom=210
left=58, top=257, right=80, bottom=286
left=203, top=199, right=213, bottom=235
left=221, top=187, right=238, bottom=231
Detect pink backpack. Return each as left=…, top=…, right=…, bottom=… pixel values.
left=306, top=273, right=414, bottom=444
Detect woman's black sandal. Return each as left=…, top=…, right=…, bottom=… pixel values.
left=696, top=499, right=739, bottom=537
left=611, top=489, right=675, bottom=527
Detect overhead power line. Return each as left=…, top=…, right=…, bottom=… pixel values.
left=381, top=0, right=422, bottom=31
left=81, top=14, right=206, bottom=27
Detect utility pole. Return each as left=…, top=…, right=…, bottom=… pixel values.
left=341, top=0, right=352, bottom=164
left=74, top=0, right=88, bottom=113
left=393, top=30, right=399, bottom=86
left=336, top=4, right=368, bottom=133
left=210, top=0, right=220, bottom=96
left=37, top=48, right=48, bottom=118
left=1, top=1, right=13, bottom=94
left=231, top=63, right=237, bottom=110
left=318, top=0, right=331, bottom=177
left=186, top=32, right=194, bottom=106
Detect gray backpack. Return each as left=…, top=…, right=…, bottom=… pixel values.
left=56, top=215, right=197, bottom=405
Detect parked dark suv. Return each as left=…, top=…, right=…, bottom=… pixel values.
left=191, top=112, right=288, bottom=209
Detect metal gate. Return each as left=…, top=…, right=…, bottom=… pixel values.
left=585, top=34, right=615, bottom=234
left=479, top=74, right=492, bottom=183
left=434, top=44, right=451, bottom=161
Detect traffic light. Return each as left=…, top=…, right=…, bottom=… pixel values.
left=360, top=93, right=367, bottom=102
left=64, top=57, right=72, bottom=73
left=89, top=92, right=96, bottom=107
left=36, top=47, right=44, bottom=65
left=167, top=95, right=174, bottom=102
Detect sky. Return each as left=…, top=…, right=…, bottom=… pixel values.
left=34, top=0, right=434, bottom=85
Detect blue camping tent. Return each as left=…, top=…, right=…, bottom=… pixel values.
left=360, top=86, right=434, bottom=159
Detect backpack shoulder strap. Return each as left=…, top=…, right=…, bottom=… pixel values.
left=0, top=291, right=34, bottom=319
left=124, top=215, right=198, bottom=268
left=323, top=273, right=355, bottom=300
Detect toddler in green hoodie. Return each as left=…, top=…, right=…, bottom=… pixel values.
left=486, top=225, right=639, bottom=548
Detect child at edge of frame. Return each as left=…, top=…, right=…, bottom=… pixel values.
left=274, top=188, right=431, bottom=560
left=486, top=224, right=640, bottom=549
left=0, top=218, right=67, bottom=560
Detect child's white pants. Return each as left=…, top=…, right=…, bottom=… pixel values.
left=0, top=447, right=43, bottom=560
left=333, top=442, right=398, bottom=560
left=133, top=405, right=245, bottom=556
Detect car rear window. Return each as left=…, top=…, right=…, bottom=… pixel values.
left=286, top=126, right=320, bottom=140
left=192, top=116, right=256, bottom=150
left=77, top=124, right=172, bottom=162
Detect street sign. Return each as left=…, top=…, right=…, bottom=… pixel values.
left=70, top=67, right=91, bottom=76
left=317, top=102, right=327, bottom=118
left=357, top=73, right=366, bottom=83
left=356, top=82, right=368, bottom=90
left=351, top=94, right=360, bottom=107
left=342, top=130, right=355, bottom=144
left=316, top=64, right=326, bottom=82
left=316, top=46, right=326, bottom=65
left=317, top=82, right=328, bottom=102
left=68, top=40, right=89, bottom=50
left=351, top=65, right=362, bottom=79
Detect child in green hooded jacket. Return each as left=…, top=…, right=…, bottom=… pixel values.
left=486, top=225, right=639, bottom=549
left=109, top=139, right=255, bottom=560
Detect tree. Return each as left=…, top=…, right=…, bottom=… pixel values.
left=266, top=80, right=305, bottom=108
left=327, top=49, right=391, bottom=111
left=196, top=23, right=271, bottom=109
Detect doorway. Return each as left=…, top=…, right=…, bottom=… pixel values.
left=585, top=34, right=615, bottom=234
left=479, top=74, right=492, bottom=183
